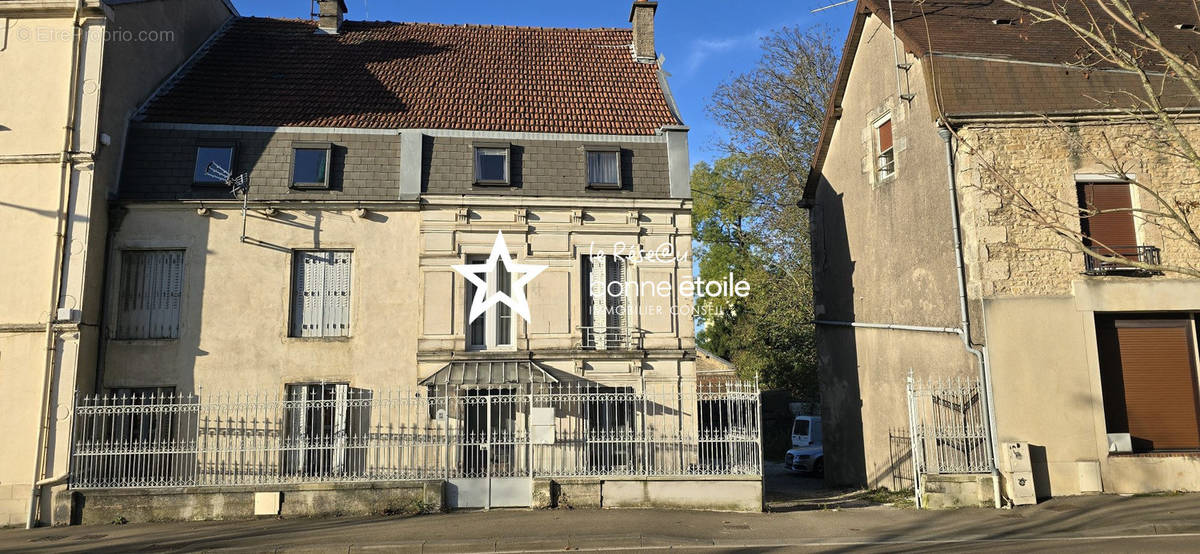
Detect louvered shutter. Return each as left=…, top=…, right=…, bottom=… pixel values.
left=116, top=250, right=184, bottom=339
left=1080, top=183, right=1138, bottom=257
left=589, top=255, right=608, bottom=349
left=332, top=383, right=349, bottom=473
left=607, top=256, right=627, bottom=348
left=1099, top=318, right=1200, bottom=450
left=323, top=251, right=352, bottom=337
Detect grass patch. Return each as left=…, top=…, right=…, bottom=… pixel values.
left=859, top=488, right=916, bottom=507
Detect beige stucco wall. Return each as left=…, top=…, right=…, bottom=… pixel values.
left=0, top=1, right=233, bottom=526
left=984, top=282, right=1200, bottom=496
left=812, top=13, right=976, bottom=489
left=103, top=205, right=422, bottom=394
left=417, top=196, right=696, bottom=390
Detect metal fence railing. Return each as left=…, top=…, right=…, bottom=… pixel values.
left=906, top=373, right=993, bottom=476
left=69, top=380, right=761, bottom=489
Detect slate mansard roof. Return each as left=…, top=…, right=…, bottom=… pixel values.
left=137, top=17, right=682, bottom=135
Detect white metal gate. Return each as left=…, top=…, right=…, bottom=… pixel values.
left=447, top=389, right=531, bottom=508
left=906, top=372, right=994, bottom=504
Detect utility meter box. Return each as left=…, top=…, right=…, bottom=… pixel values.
left=1003, top=441, right=1032, bottom=473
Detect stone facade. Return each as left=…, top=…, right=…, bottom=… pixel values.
left=956, top=122, right=1200, bottom=298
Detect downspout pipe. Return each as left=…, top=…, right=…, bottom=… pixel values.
left=28, top=0, right=86, bottom=529
left=938, top=125, right=1002, bottom=509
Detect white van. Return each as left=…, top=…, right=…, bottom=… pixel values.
left=784, top=415, right=823, bottom=475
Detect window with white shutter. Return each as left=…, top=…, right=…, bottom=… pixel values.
left=116, top=250, right=184, bottom=340
left=290, top=250, right=352, bottom=338
left=583, top=254, right=628, bottom=349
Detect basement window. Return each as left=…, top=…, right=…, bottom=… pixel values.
left=474, top=144, right=510, bottom=185
left=874, top=115, right=895, bottom=180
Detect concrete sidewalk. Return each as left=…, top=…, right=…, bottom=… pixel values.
left=3, top=493, right=1199, bottom=552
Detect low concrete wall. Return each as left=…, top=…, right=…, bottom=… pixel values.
left=535, top=477, right=762, bottom=512
left=922, top=474, right=995, bottom=509
left=57, top=481, right=444, bottom=526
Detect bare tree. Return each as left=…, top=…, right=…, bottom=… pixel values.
left=948, top=1, right=1200, bottom=277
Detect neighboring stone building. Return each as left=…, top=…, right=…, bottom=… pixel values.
left=0, top=0, right=236, bottom=527
left=46, top=1, right=763, bottom=521
left=806, top=0, right=1200, bottom=503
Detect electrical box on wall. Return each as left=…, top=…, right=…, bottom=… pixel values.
left=1002, top=442, right=1037, bottom=505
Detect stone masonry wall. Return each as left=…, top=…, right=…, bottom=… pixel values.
left=955, top=122, right=1200, bottom=298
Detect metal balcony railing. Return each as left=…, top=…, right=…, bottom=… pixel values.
left=578, top=325, right=639, bottom=350
left=1083, top=245, right=1162, bottom=275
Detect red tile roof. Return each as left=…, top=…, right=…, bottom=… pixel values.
left=139, top=18, right=681, bottom=135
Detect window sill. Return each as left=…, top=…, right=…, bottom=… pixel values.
left=289, top=184, right=332, bottom=191
left=109, top=338, right=179, bottom=345
left=473, top=181, right=513, bottom=187
left=284, top=336, right=352, bottom=342
left=1108, top=451, right=1200, bottom=458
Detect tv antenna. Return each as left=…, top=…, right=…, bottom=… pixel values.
left=811, top=0, right=854, bottom=13
left=204, top=161, right=251, bottom=243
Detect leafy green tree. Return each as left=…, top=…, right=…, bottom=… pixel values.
left=693, top=26, right=837, bottom=399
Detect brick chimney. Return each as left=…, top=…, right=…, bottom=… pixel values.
left=316, top=0, right=347, bottom=35
left=629, top=0, right=658, bottom=62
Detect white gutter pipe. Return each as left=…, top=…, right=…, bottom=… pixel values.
left=938, top=125, right=1002, bottom=509
left=28, top=0, right=85, bottom=530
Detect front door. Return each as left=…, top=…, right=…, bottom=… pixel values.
left=447, top=388, right=531, bottom=508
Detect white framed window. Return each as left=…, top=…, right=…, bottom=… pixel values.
left=582, top=254, right=629, bottom=350
left=586, top=148, right=621, bottom=188
left=290, top=250, right=352, bottom=338
left=283, top=383, right=365, bottom=477
left=474, top=144, right=510, bottom=185
left=116, top=250, right=184, bottom=340
left=874, top=115, right=895, bottom=180
left=465, top=254, right=515, bottom=350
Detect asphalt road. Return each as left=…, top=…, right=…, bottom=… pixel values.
left=4, top=492, right=1200, bottom=552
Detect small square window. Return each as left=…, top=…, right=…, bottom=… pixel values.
left=586, top=149, right=621, bottom=188
left=291, top=144, right=331, bottom=189
left=474, top=146, right=510, bottom=185
left=192, top=145, right=234, bottom=185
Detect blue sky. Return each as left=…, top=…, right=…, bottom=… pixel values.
left=236, top=0, right=851, bottom=165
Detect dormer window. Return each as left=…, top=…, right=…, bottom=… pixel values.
left=474, top=144, right=510, bottom=185
left=291, top=142, right=332, bottom=189
left=192, top=144, right=235, bottom=185
left=586, top=147, right=622, bottom=189
left=874, top=115, right=895, bottom=180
